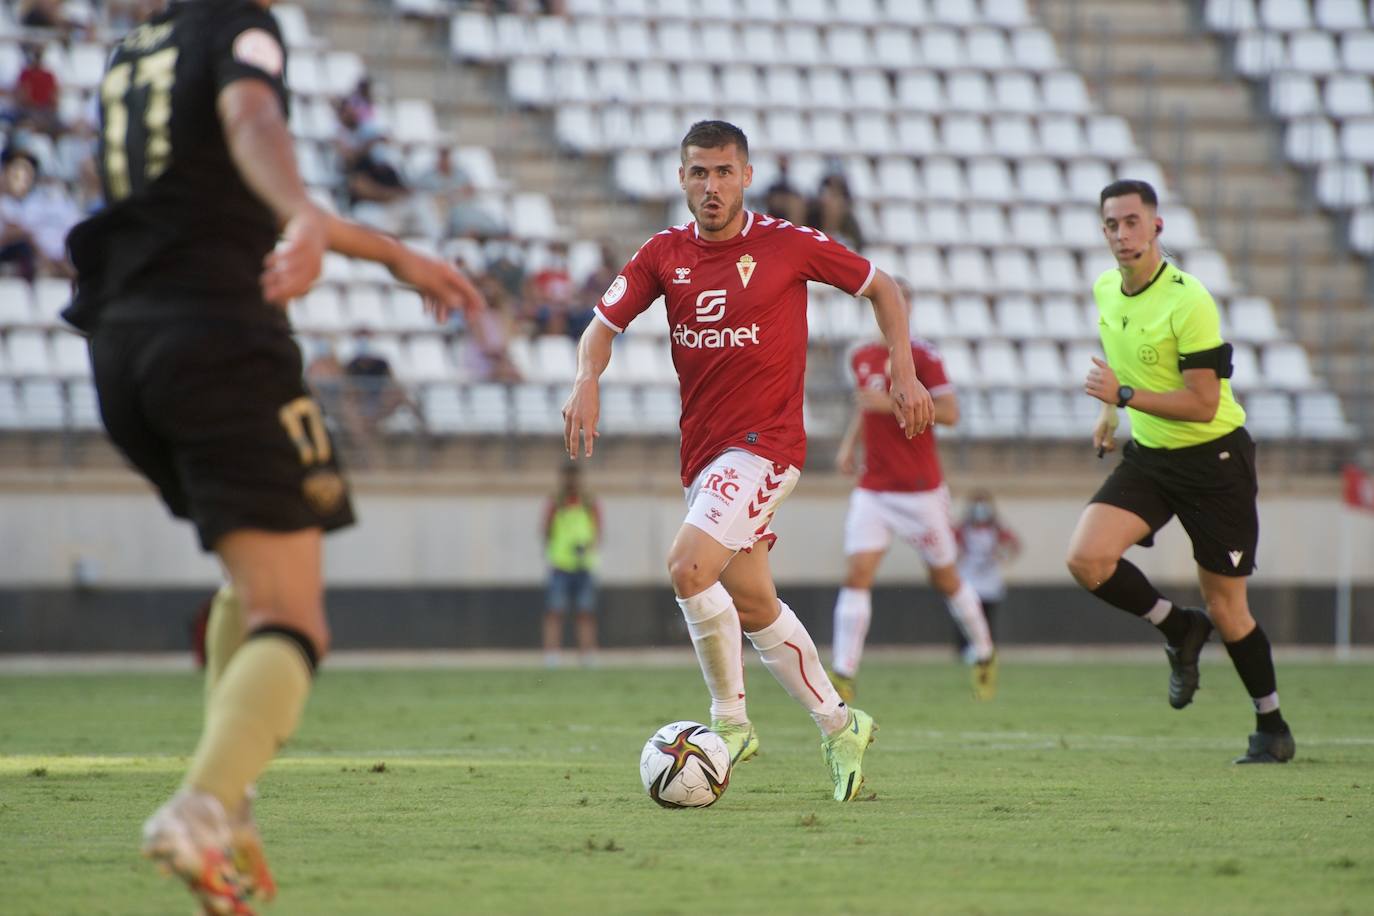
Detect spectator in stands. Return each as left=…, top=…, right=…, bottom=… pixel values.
left=18, top=0, right=69, bottom=30
left=342, top=77, right=375, bottom=129
left=525, top=242, right=583, bottom=338
left=808, top=173, right=864, bottom=251
left=0, top=147, right=40, bottom=281
left=412, top=146, right=505, bottom=240
left=305, top=337, right=370, bottom=457
left=8, top=44, right=62, bottom=136
left=458, top=270, right=522, bottom=383
left=345, top=123, right=440, bottom=238
left=487, top=246, right=526, bottom=301
left=22, top=165, right=80, bottom=277
left=542, top=463, right=601, bottom=667
left=342, top=328, right=422, bottom=465
left=763, top=155, right=807, bottom=227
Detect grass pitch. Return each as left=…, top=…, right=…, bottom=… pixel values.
left=2, top=657, right=1372, bottom=915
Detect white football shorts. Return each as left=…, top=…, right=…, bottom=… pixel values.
left=843, top=484, right=958, bottom=568
left=683, top=448, right=801, bottom=552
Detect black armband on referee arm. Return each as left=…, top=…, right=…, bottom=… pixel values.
left=1178, top=343, right=1233, bottom=378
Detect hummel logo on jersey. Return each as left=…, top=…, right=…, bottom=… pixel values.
left=1229, top=550, right=1244, bottom=568
left=695, top=289, right=727, bottom=323
left=673, top=290, right=761, bottom=349
left=673, top=267, right=692, bottom=285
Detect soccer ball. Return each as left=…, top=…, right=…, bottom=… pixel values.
left=639, top=721, right=731, bottom=809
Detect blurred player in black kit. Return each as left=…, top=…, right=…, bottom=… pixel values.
left=64, top=2, right=485, bottom=912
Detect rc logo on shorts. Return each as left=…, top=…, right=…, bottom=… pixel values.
left=1137, top=345, right=1159, bottom=365
left=302, top=469, right=346, bottom=515
left=703, top=467, right=741, bottom=503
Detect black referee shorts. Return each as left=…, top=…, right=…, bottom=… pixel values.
left=90, top=315, right=355, bottom=551
left=1090, top=427, right=1258, bottom=577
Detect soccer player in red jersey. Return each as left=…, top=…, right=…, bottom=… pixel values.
left=562, top=121, right=933, bottom=801
left=830, top=328, right=998, bottom=704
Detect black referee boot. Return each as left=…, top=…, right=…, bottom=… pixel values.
left=1164, top=608, right=1213, bottom=709
left=1234, top=727, right=1296, bottom=764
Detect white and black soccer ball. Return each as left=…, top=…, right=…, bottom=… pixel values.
left=639, top=720, right=731, bottom=809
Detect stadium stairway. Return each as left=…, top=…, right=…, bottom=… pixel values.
left=292, top=0, right=668, bottom=251
left=1036, top=0, right=1373, bottom=435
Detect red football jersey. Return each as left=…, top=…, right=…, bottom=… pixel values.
left=597, top=211, right=875, bottom=485
left=850, top=338, right=954, bottom=493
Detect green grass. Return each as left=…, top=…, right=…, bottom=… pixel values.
left=2, top=659, right=1373, bottom=916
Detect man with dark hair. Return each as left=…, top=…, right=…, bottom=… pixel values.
left=1066, top=179, right=1295, bottom=764
left=65, top=3, right=484, bottom=911
left=562, top=119, right=934, bottom=801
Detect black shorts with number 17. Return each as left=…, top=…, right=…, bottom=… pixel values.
left=90, top=315, right=355, bottom=551
left=1090, top=426, right=1259, bottom=577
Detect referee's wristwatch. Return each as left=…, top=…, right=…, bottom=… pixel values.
left=1115, top=385, right=1135, bottom=408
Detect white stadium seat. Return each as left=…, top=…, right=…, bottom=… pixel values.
left=1324, top=74, right=1374, bottom=118
left=1288, top=31, right=1340, bottom=73
left=1315, top=162, right=1373, bottom=209
left=1261, top=342, right=1317, bottom=389
left=1259, top=0, right=1311, bottom=31
left=1243, top=390, right=1294, bottom=439
left=1206, top=0, right=1258, bottom=32
left=1269, top=72, right=1320, bottom=117
left=1316, top=0, right=1368, bottom=31
left=1295, top=390, right=1355, bottom=439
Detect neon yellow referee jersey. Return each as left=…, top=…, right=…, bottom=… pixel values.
left=1093, top=262, right=1246, bottom=449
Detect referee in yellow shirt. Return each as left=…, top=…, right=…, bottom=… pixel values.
left=1066, top=180, right=1295, bottom=764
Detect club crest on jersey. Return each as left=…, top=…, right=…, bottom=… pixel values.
left=673, top=267, right=692, bottom=285
left=736, top=254, right=756, bottom=289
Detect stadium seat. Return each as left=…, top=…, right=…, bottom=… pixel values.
left=994, top=71, right=1040, bottom=113
left=512, top=383, right=561, bottom=434
left=1057, top=205, right=1102, bottom=249
left=782, top=24, right=824, bottom=64
left=825, top=26, right=872, bottom=68
left=935, top=339, right=976, bottom=384
left=1242, top=390, right=1294, bottom=439
left=985, top=388, right=1026, bottom=436
left=1268, top=72, right=1320, bottom=118
left=931, top=0, right=977, bottom=26
left=50, top=331, right=89, bottom=379
left=1295, top=390, right=1355, bottom=439
left=1229, top=342, right=1261, bottom=389
left=921, top=29, right=966, bottom=70
left=1087, top=115, right=1137, bottom=158
left=1234, top=32, right=1285, bottom=77
left=940, top=115, right=990, bottom=156
left=66, top=42, right=108, bottom=91
left=1017, top=158, right=1067, bottom=203
left=1350, top=206, right=1374, bottom=253
left=992, top=116, right=1038, bottom=157
left=948, top=294, right=994, bottom=338
left=272, top=5, right=320, bottom=48
left=597, top=384, right=638, bottom=435
left=1341, top=120, right=1374, bottom=163
left=965, top=157, right=1015, bottom=202
left=0, top=278, right=34, bottom=325
left=906, top=248, right=948, bottom=292
left=924, top=203, right=967, bottom=244
left=947, top=72, right=992, bottom=113
left=965, top=29, right=1013, bottom=71
left=1340, top=32, right=1374, bottom=74
left=1011, top=28, right=1061, bottom=71
left=1227, top=296, right=1283, bottom=344
left=875, top=29, right=917, bottom=69
left=1288, top=32, right=1339, bottom=74
left=993, top=295, right=1042, bottom=339
left=1316, top=0, right=1368, bottom=30
left=975, top=339, right=1023, bottom=387
left=0, top=379, right=19, bottom=428
left=1205, top=0, right=1258, bottom=32
left=1259, top=0, right=1312, bottom=31
left=1261, top=342, right=1317, bottom=389
left=992, top=249, right=1036, bottom=293
left=1040, top=71, right=1092, bottom=114
left=1324, top=75, right=1374, bottom=118
left=397, top=336, right=454, bottom=383
left=1042, top=297, right=1096, bottom=341
left=324, top=51, right=366, bottom=97
left=896, top=71, right=943, bottom=112
left=1284, top=116, right=1336, bottom=164
left=983, top=0, right=1031, bottom=26
left=850, top=70, right=894, bottom=110
left=967, top=204, right=1011, bottom=245
left=1181, top=249, right=1235, bottom=295
left=463, top=383, right=511, bottom=433
left=67, top=379, right=101, bottom=430
left=1026, top=389, right=1077, bottom=438
left=1010, top=205, right=1058, bottom=245
left=641, top=386, right=681, bottom=432
left=33, top=278, right=70, bottom=326
left=946, top=248, right=991, bottom=292
left=19, top=379, right=66, bottom=429
left=507, top=58, right=549, bottom=105
left=910, top=295, right=952, bottom=339
left=895, top=114, right=938, bottom=153
left=4, top=330, right=52, bottom=377
left=1020, top=339, right=1071, bottom=388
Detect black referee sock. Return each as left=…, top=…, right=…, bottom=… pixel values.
left=1090, top=560, right=1189, bottom=642
left=1224, top=625, right=1287, bottom=734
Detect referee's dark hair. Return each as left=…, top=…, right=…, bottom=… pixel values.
left=1100, top=179, right=1158, bottom=211
left=680, top=120, right=749, bottom=163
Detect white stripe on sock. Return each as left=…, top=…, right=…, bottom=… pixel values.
left=1143, top=598, right=1173, bottom=626
left=1254, top=691, right=1280, bottom=714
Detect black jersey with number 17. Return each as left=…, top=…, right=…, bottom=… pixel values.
left=64, top=1, right=290, bottom=330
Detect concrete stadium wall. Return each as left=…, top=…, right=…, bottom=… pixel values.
left=1, top=478, right=1370, bottom=651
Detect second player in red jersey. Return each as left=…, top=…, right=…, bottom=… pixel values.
left=830, top=322, right=998, bottom=704
left=563, top=121, right=932, bottom=801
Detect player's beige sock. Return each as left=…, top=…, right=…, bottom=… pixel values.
left=746, top=600, right=848, bottom=736
left=677, top=583, right=748, bottom=725
left=203, top=585, right=246, bottom=707
left=831, top=587, right=871, bottom=679
left=184, top=629, right=314, bottom=818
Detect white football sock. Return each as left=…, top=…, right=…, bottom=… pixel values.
left=745, top=600, right=848, bottom=736
left=831, top=586, right=871, bottom=679
left=945, top=581, right=994, bottom=662
left=1142, top=598, right=1173, bottom=625
left=676, top=583, right=747, bottom=725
